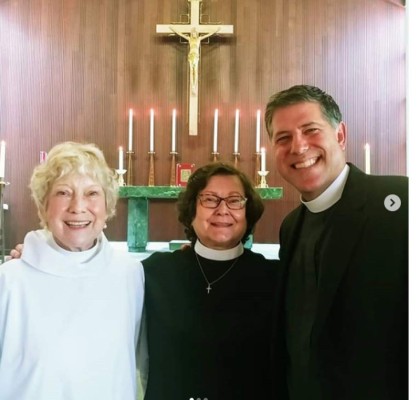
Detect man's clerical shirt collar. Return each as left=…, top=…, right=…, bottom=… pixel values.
left=301, top=164, right=350, bottom=213
left=194, top=239, right=244, bottom=261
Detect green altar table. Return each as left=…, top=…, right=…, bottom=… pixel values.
left=119, top=186, right=283, bottom=252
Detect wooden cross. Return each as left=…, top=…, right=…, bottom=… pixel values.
left=156, top=0, right=233, bottom=136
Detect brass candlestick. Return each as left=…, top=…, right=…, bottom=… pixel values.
left=255, top=152, right=261, bottom=186
left=232, top=152, right=240, bottom=169
left=126, top=150, right=134, bottom=185
left=257, top=170, right=269, bottom=188
left=148, top=152, right=155, bottom=186
left=211, top=151, right=219, bottom=162
left=169, top=151, right=178, bottom=186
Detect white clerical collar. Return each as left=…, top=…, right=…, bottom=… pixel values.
left=194, top=239, right=244, bottom=261
left=301, top=164, right=350, bottom=213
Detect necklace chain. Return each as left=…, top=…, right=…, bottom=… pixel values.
left=195, top=252, right=240, bottom=294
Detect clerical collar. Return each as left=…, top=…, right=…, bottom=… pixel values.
left=194, top=240, right=244, bottom=261
left=301, top=164, right=350, bottom=213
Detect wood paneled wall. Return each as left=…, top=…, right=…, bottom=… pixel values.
left=0, top=0, right=406, bottom=249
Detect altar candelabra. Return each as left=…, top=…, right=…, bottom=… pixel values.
left=126, top=150, right=134, bottom=186
left=254, top=152, right=261, bottom=186
left=257, top=170, right=269, bottom=188
left=169, top=151, right=178, bottom=186
left=211, top=151, right=219, bottom=162
left=233, top=152, right=240, bottom=169
left=148, top=152, right=156, bottom=186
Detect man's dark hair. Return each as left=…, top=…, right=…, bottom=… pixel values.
left=264, top=85, right=343, bottom=138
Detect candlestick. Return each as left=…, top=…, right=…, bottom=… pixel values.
left=115, top=168, right=127, bottom=186
left=126, top=151, right=134, bottom=185
left=234, top=109, right=240, bottom=153
left=39, top=151, right=47, bottom=164
left=171, top=109, right=177, bottom=153
left=255, top=152, right=261, bottom=186
left=261, top=147, right=266, bottom=172
left=232, top=152, right=240, bottom=168
left=256, top=109, right=261, bottom=153
left=257, top=170, right=269, bottom=188
left=169, top=151, right=178, bottom=186
left=365, top=143, right=371, bottom=174
left=213, top=109, right=218, bottom=153
left=0, top=141, right=5, bottom=178
left=211, top=152, right=219, bottom=162
left=148, top=151, right=155, bottom=186
left=128, top=109, right=133, bottom=151
left=118, top=147, right=124, bottom=170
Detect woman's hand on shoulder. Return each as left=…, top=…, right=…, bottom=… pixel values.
left=10, top=244, right=23, bottom=259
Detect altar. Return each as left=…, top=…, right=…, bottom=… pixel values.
left=119, top=186, right=283, bottom=252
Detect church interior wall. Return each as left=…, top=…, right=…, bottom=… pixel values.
left=0, top=0, right=406, bottom=249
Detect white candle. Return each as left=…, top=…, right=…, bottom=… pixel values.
left=150, top=109, right=155, bottom=152
left=261, top=147, right=266, bottom=172
left=118, top=146, right=124, bottom=170
left=365, top=143, right=371, bottom=174
left=0, top=141, right=5, bottom=178
left=234, top=109, right=240, bottom=153
left=256, top=109, right=261, bottom=153
left=171, top=109, right=176, bottom=152
left=128, top=108, right=133, bottom=151
left=213, top=109, right=218, bottom=153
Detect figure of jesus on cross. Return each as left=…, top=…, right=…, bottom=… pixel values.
left=169, top=26, right=220, bottom=95
left=157, top=0, right=233, bottom=136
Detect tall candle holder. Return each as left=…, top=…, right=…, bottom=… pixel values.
left=0, top=178, right=10, bottom=264
left=257, top=170, right=269, bottom=188
left=126, top=150, right=134, bottom=186
left=115, top=169, right=127, bottom=186
left=254, top=152, right=261, bottom=186
left=232, top=152, right=240, bottom=169
left=148, top=151, right=156, bottom=186
left=169, top=151, right=178, bottom=186
left=211, top=151, right=219, bottom=162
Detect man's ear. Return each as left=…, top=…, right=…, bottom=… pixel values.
left=337, top=121, right=347, bottom=151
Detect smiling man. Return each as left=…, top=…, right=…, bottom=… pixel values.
left=265, top=85, right=408, bottom=400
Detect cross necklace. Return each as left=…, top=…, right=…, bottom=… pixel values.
left=195, top=252, right=240, bottom=294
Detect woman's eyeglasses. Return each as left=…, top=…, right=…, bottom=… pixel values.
left=198, top=194, right=247, bottom=210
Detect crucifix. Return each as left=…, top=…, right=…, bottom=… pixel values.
left=156, top=0, right=233, bottom=136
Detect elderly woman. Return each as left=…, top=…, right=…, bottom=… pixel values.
left=0, top=142, right=144, bottom=400
left=142, top=162, right=279, bottom=400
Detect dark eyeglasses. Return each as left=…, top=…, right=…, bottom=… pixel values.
left=198, top=194, right=247, bottom=210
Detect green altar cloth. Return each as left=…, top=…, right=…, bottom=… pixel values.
left=119, top=186, right=283, bottom=252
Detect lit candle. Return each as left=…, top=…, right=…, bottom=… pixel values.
left=256, top=109, right=261, bottom=153
left=118, top=146, right=124, bottom=170
left=171, top=109, right=176, bottom=152
left=365, top=143, right=371, bottom=174
left=213, top=109, right=218, bottom=153
left=0, top=141, right=5, bottom=178
left=234, top=109, right=240, bottom=153
left=261, top=147, right=266, bottom=172
left=150, top=109, right=155, bottom=152
left=128, top=108, right=133, bottom=151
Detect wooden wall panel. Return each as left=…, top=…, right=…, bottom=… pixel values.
left=0, top=0, right=406, bottom=249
